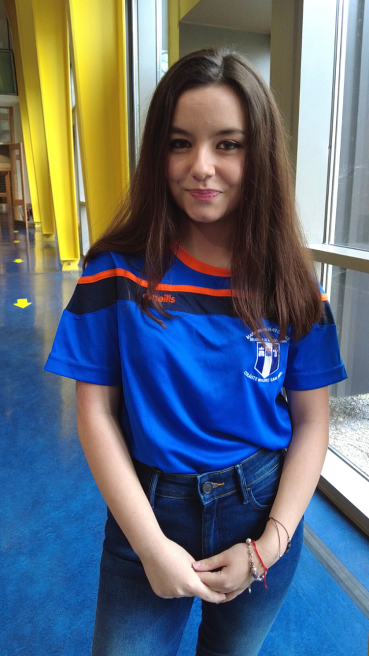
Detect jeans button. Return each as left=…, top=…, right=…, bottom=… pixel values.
left=201, top=481, right=213, bottom=494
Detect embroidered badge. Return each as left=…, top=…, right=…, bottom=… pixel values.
left=254, top=343, right=280, bottom=379
left=243, top=329, right=288, bottom=383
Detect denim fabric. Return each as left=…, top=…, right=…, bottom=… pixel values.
left=92, top=448, right=303, bottom=656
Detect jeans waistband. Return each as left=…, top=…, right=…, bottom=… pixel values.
left=132, top=448, right=285, bottom=508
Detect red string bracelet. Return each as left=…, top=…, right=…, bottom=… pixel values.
left=252, top=539, right=268, bottom=589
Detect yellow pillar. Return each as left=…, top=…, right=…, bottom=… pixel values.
left=32, top=0, right=80, bottom=270
left=168, top=0, right=180, bottom=67
left=168, top=0, right=201, bottom=66
left=179, top=0, right=202, bottom=18
left=3, top=0, right=42, bottom=228
left=4, top=0, right=55, bottom=237
left=68, top=0, right=129, bottom=244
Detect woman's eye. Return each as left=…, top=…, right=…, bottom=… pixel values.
left=170, top=139, right=190, bottom=149
left=218, top=140, right=241, bottom=151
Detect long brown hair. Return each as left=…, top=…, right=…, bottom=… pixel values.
left=85, top=48, right=321, bottom=341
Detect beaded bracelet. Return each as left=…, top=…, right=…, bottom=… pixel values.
left=252, top=539, right=268, bottom=589
left=245, top=538, right=266, bottom=593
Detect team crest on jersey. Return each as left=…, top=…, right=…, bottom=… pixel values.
left=244, top=329, right=287, bottom=383
left=254, top=343, right=280, bottom=379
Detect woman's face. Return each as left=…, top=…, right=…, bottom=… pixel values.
left=167, top=84, right=246, bottom=228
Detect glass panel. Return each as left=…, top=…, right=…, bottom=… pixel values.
left=0, top=144, right=10, bottom=167
left=159, top=0, right=168, bottom=78
left=332, top=0, right=369, bottom=251
left=0, top=108, right=11, bottom=143
left=70, top=65, right=75, bottom=109
left=11, top=146, right=23, bottom=200
left=0, top=50, right=17, bottom=95
left=328, top=265, right=369, bottom=477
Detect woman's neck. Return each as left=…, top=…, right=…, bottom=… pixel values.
left=179, top=217, right=234, bottom=269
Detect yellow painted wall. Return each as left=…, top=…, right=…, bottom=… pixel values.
left=179, top=0, right=201, bottom=19
left=33, top=0, right=80, bottom=268
left=168, top=0, right=202, bottom=66
left=68, top=0, right=129, bottom=244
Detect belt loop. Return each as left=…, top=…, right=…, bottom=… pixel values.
left=148, top=469, right=161, bottom=509
left=235, top=463, right=250, bottom=505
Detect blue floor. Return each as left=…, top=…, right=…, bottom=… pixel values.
left=305, top=489, right=369, bottom=592
left=1, top=216, right=368, bottom=655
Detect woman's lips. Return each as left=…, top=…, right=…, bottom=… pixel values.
left=188, top=189, right=221, bottom=200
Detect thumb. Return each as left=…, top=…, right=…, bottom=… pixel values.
left=192, top=553, right=225, bottom=571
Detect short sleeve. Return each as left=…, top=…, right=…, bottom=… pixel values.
left=44, top=252, right=122, bottom=385
left=284, top=292, right=348, bottom=391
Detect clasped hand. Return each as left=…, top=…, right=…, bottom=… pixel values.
left=141, top=537, right=268, bottom=604
left=192, top=542, right=259, bottom=602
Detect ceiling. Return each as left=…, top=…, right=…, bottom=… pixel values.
left=181, top=0, right=272, bottom=34
left=0, top=0, right=272, bottom=38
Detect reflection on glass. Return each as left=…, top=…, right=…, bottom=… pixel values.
left=0, top=51, right=17, bottom=95
left=333, top=0, right=369, bottom=251
left=14, top=148, right=22, bottom=198
left=0, top=108, right=11, bottom=143
left=328, top=265, right=369, bottom=477
left=160, top=0, right=168, bottom=78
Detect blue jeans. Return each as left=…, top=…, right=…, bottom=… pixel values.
left=92, top=448, right=303, bottom=656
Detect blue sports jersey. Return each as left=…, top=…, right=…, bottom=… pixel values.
left=45, top=246, right=347, bottom=473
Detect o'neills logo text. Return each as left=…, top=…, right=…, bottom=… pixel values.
left=143, top=293, right=175, bottom=303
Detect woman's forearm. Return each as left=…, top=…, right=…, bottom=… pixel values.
left=76, top=383, right=165, bottom=560
left=76, top=382, right=227, bottom=603
left=257, top=386, right=329, bottom=561
left=259, top=420, right=329, bottom=554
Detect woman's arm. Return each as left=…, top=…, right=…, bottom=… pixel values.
left=256, top=385, right=329, bottom=558
left=76, top=381, right=226, bottom=603
left=192, top=386, right=329, bottom=599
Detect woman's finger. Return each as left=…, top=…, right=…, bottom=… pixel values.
left=195, top=580, right=227, bottom=604
left=195, top=569, right=237, bottom=593
left=192, top=552, right=227, bottom=572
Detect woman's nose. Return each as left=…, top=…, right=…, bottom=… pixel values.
left=189, top=147, right=215, bottom=179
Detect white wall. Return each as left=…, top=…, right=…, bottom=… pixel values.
left=179, top=23, right=270, bottom=84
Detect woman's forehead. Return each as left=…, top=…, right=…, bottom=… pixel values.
left=171, top=85, right=246, bottom=130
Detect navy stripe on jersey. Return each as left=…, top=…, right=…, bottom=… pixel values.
left=67, top=270, right=331, bottom=322
left=319, top=300, right=335, bottom=325
left=66, top=276, right=236, bottom=316
left=66, top=278, right=118, bottom=314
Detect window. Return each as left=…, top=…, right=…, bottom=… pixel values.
left=315, top=0, right=369, bottom=481
left=330, top=0, right=369, bottom=250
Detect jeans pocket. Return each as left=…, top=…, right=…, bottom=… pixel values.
left=248, top=459, right=283, bottom=509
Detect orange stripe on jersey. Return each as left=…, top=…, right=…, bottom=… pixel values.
left=79, top=268, right=328, bottom=301
left=78, top=268, right=232, bottom=297
left=174, top=244, right=231, bottom=277
left=79, top=268, right=149, bottom=287
left=165, top=285, right=232, bottom=297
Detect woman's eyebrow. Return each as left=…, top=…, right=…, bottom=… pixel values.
left=170, top=127, right=246, bottom=136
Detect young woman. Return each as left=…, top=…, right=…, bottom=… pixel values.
left=45, top=49, right=347, bottom=655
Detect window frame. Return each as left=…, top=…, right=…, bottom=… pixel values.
left=308, top=0, right=369, bottom=534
